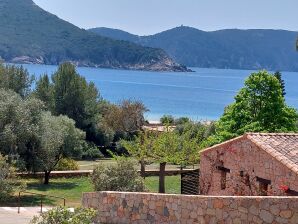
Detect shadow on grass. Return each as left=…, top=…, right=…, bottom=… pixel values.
left=0, top=195, right=58, bottom=207
left=27, top=181, right=79, bottom=192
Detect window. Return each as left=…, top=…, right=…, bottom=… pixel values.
left=217, top=166, right=230, bottom=190
left=221, top=171, right=227, bottom=190
left=256, top=177, right=271, bottom=196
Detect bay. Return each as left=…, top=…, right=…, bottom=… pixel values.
left=22, top=64, right=298, bottom=121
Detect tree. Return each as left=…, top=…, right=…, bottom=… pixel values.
left=160, top=115, right=175, bottom=125
left=0, top=154, right=25, bottom=201
left=207, top=70, right=298, bottom=145
left=34, top=74, right=54, bottom=112
left=38, top=112, right=85, bottom=184
left=51, top=63, right=101, bottom=143
left=0, top=89, right=44, bottom=172
left=274, top=71, right=286, bottom=97
left=120, top=130, right=154, bottom=178
left=151, top=130, right=180, bottom=193
left=103, top=100, right=148, bottom=139
left=0, top=63, right=33, bottom=97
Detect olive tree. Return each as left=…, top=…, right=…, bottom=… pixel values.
left=38, top=112, right=85, bottom=184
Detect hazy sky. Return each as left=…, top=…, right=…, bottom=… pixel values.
left=33, top=0, right=297, bottom=35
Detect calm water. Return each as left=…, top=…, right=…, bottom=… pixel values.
left=22, top=64, right=298, bottom=121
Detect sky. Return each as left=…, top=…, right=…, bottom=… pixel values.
left=33, top=0, right=297, bottom=36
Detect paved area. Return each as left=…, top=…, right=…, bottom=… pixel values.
left=0, top=207, right=50, bottom=224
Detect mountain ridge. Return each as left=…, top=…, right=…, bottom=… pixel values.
left=90, top=26, right=298, bottom=72
left=0, top=0, right=188, bottom=72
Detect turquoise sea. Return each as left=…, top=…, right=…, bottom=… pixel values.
left=23, top=64, right=298, bottom=121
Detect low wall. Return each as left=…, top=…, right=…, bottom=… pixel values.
left=82, top=192, right=298, bottom=224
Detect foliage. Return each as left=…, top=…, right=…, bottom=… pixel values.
left=30, top=206, right=96, bottom=224
left=91, top=157, right=145, bottom=192
left=0, top=0, right=178, bottom=71
left=0, top=63, right=33, bottom=97
left=55, top=158, right=79, bottom=171
left=38, top=112, right=85, bottom=184
left=204, top=70, right=298, bottom=146
left=103, top=100, right=148, bottom=139
left=91, top=26, right=298, bottom=72
left=274, top=71, right=286, bottom=97
left=0, top=89, right=44, bottom=170
left=35, top=63, right=113, bottom=147
left=82, top=142, right=104, bottom=160
left=160, top=115, right=175, bottom=125
left=0, top=154, right=25, bottom=202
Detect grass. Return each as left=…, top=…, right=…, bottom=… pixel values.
left=77, top=159, right=198, bottom=171
left=2, top=176, right=181, bottom=207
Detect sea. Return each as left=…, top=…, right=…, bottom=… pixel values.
left=22, top=64, right=298, bottom=122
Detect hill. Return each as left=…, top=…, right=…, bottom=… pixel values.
left=0, top=0, right=188, bottom=72
left=90, top=26, right=298, bottom=72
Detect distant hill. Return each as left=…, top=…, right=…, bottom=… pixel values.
left=90, top=26, right=298, bottom=72
left=0, top=0, right=188, bottom=72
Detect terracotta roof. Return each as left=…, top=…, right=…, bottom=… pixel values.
left=246, top=133, right=298, bottom=173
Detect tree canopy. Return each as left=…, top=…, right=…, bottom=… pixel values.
left=205, top=70, right=298, bottom=146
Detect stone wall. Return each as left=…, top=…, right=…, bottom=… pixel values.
left=82, top=191, right=298, bottom=224
left=199, top=136, right=298, bottom=196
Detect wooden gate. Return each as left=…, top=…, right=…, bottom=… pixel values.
left=181, top=169, right=200, bottom=195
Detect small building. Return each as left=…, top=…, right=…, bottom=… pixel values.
left=199, top=133, right=298, bottom=196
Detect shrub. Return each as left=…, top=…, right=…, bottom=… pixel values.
left=0, top=154, right=25, bottom=201
left=30, top=206, right=96, bottom=224
left=55, top=158, right=79, bottom=171
left=82, top=144, right=104, bottom=160
left=160, top=115, right=175, bottom=125
left=91, top=157, right=145, bottom=192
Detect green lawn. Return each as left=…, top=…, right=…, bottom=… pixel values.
left=3, top=176, right=181, bottom=207
left=77, top=159, right=198, bottom=171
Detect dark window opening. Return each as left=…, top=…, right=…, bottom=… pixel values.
left=259, top=182, right=268, bottom=196
left=240, top=171, right=244, bottom=177
left=217, top=166, right=230, bottom=173
left=256, top=177, right=271, bottom=196
left=221, top=171, right=227, bottom=190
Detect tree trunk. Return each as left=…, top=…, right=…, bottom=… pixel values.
left=140, top=160, right=146, bottom=178
left=159, top=162, right=166, bottom=193
left=44, top=171, right=51, bottom=185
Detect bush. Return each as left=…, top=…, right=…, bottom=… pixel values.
left=30, top=206, right=96, bottom=224
left=55, top=158, right=79, bottom=171
left=91, top=157, right=145, bottom=192
left=160, top=115, right=175, bottom=125
left=0, top=154, right=25, bottom=201
left=82, top=144, right=104, bottom=160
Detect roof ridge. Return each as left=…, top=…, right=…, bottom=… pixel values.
left=247, top=132, right=298, bottom=136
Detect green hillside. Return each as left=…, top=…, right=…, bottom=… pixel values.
left=0, top=0, right=187, bottom=71
left=90, top=26, right=298, bottom=72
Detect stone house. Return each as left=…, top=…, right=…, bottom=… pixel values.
left=199, top=133, right=298, bottom=196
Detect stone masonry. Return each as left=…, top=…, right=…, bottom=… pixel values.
left=82, top=191, right=298, bottom=223
left=200, top=133, right=298, bottom=196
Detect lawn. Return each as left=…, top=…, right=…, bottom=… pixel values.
left=3, top=176, right=181, bottom=207
left=77, top=159, right=198, bottom=171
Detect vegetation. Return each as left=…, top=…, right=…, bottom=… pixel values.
left=204, top=70, right=298, bottom=146
left=0, top=0, right=186, bottom=71
left=30, top=206, right=96, bottom=224
left=90, top=26, right=298, bottom=71
left=91, top=158, right=145, bottom=192
left=0, top=154, right=24, bottom=201
left=55, top=158, right=79, bottom=171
